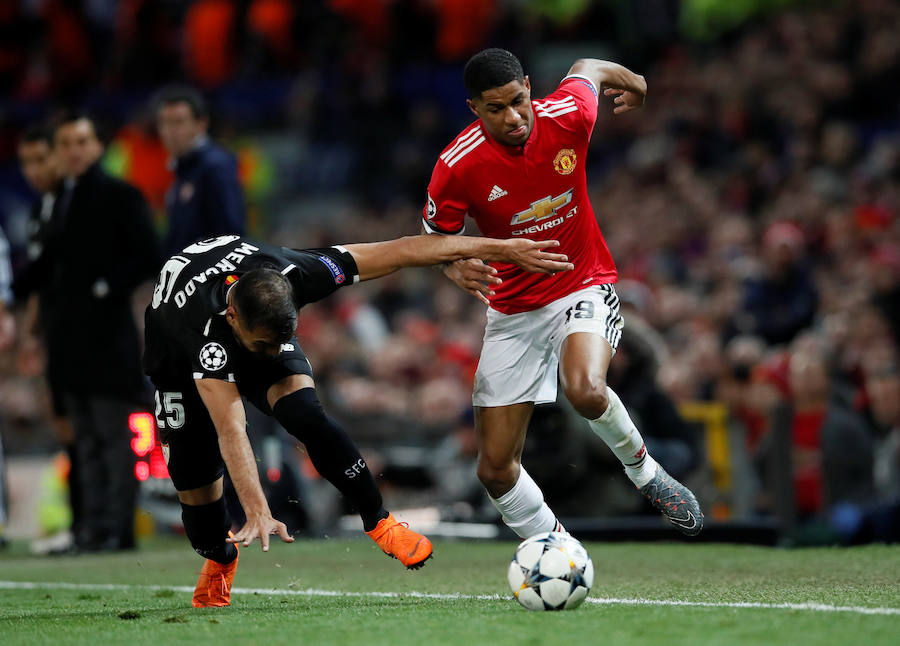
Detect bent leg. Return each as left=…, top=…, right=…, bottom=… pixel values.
left=560, top=332, right=657, bottom=486
left=560, top=332, right=704, bottom=535
left=269, top=376, right=433, bottom=567
left=268, top=377, right=386, bottom=532
left=179, top=479, right=239, bottom=607
left=178, top=478, right=237, bottom=565
left=476, top=404, right=561, bottom=538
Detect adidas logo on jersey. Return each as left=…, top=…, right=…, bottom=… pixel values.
left=488, top=185, right=508, bottom=201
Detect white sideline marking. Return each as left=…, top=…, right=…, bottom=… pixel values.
left=0, top=581, right=898, bottom=616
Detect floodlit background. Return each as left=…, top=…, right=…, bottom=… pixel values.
left=0, top=0, right=898, bottom=547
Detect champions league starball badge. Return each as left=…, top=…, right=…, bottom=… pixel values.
left=199, top=342, right=228, bottom=371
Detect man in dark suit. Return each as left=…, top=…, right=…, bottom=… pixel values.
left=156, top=85, right=246, bottom=257
left=42, top=111, right=162, bottom=551
left=13, top=124, right=83, bottom=554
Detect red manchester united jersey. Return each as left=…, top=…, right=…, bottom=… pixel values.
left=423, top=74, right=617, bottom=314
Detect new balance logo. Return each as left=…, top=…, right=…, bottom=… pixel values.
left=488, top=185, right=508, bottom=201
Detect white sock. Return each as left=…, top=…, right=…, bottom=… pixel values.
left=488, top=466, right=558, bottom=538
left=586, top=386, right=658, bottom=488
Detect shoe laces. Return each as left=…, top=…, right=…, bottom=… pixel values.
left=647, top=475, right=686, bottom=510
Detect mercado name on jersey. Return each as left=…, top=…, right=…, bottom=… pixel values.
left=423, top=75, right=618, bottom=314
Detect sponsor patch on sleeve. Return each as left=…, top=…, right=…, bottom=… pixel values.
left=317, top=254, right=346, bottom=284
left=199, top=342, right=228, bottom=371
left=577, top=79, right=598, bottom=96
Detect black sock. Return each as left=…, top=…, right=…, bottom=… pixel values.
left=273, top=388, right=387, bottom=531
left=180, top=497, right=237, bottom=564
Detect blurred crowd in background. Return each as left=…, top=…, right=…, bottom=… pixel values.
left=0, top=0, right=898, bottom=546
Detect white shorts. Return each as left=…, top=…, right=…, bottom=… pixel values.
left=473, top=284, right=624, bottom=407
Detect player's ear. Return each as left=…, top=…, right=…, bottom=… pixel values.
left=466, top=98, right=479, bottom=118
left=524, top=76, right=531, bottom=94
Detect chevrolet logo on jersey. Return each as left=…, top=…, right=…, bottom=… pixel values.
left=510, top=189, right=574, bottom=225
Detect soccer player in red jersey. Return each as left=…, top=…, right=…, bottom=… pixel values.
left=423, top=48, right=703, bottom=537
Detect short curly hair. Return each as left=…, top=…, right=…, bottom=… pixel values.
left=463, top=48, right=525, bottom=99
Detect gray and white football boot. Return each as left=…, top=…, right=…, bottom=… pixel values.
left=638, top=466, right=704, bottom=536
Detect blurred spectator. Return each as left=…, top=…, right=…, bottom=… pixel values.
left=37, top=112, right=161, bottom=552
left=729, top=222, right=819, bottom=346
left=0, top=226, right=12, bottom=351
left=182, top=0, right=237, bottom=88
left=0, top=0, right=898, bottom=541
left=0, top=225, right=14, bottom=548
left=156, top=85, right=246, bottom=256
left=866, top=356, right=900, bottom=499
left=868, top=244, right=900, bottom=346
left=858, top=355, right=900, bottom=542
left=757, top=337, right=875, bottom=543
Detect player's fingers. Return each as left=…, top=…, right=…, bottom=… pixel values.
left=228, top=527, right=248, bottom=543
left=261, top=531, right=270, bottom=552
left=278, top=524, right=295, bottom=543
left=464, top=268, right=501, bottom=285
left=604, top=88, right=622, bottom=96
left=533, top=260, right=575, bottom=274
left=530, top=239, right=561, bottom=249
left=465, top=263, right=499, bottom=277
left=469, top=281, right=495, bottom=296
left=538, top=251, right=569, bottom=262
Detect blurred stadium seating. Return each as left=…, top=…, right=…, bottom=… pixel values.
left=0, top=0, right=897, bottom=545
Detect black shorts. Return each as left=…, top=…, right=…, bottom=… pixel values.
left=151, top=338, right=313, bottom=491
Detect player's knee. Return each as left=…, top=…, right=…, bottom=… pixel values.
left=476, top=457, right=518, bottom=498
left=566, top=379, right=609, bottom=420
left=272, top=387, right=327, bottom=443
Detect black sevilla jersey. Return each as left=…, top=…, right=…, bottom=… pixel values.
left=143, top=235, right=358, bottom=384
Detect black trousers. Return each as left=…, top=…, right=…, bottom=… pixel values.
left=65, top=394, right=139, bottom=550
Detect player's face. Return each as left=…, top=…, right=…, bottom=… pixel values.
left=468, top=77, right=533, bottom=147
left=157, top=102, right=207, bottom=158
left=226, top=305, right=283, bottom=357
left=54, top=119, right=103, bottom=179
left=18, top=140, right=58, bottom=194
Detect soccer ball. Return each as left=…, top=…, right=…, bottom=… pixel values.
left=507, top=531, right=594, bottom=611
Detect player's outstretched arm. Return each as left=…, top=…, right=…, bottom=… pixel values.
left=568, top=59, right=646, bottom=114
left=343, top=235, right=574, bottom=282
left=195, top=378, right=294, bottom=552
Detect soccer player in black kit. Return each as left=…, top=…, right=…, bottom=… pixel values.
left=143, top=233, right=573, bottom=607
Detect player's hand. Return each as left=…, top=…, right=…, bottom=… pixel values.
left=443, top=258, right=502, bottom=305
left=228, top=512, right=294, bottom=552
left=502, top=239, right=574, bottom=275
left=604, top=87, right=645, bottom=114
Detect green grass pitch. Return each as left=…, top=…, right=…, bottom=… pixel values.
left=1, top=536, right=897, bottom=645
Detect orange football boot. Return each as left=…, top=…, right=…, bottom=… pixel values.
left=191, top=534, right=239, bottom=608
left=366, top=513, right=433, bottom=570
